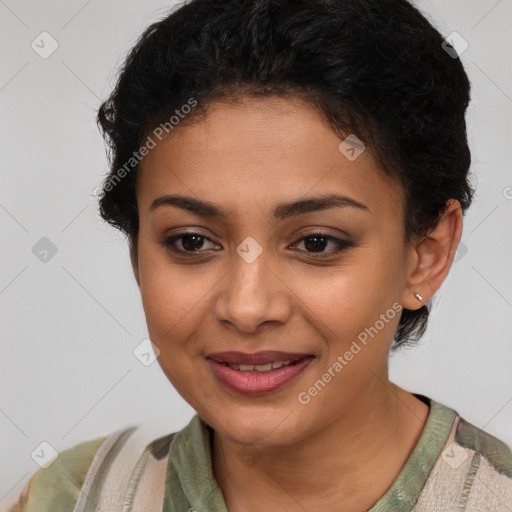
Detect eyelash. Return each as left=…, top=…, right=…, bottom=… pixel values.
left=159, top=231, right=355, bottom=259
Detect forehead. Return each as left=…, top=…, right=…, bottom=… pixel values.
left=136, top=97, right=403, bottom=222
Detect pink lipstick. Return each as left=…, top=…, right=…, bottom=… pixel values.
left=206, top=351, right=315, bottom=395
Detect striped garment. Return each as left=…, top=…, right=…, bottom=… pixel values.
left=4, top=394, right=512, bottom=511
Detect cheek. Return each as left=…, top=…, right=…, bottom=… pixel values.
left=299, top=259, right=398, bottom=329
left=136, top=246, right=212, bottom=353
left=296, top=249, right=403, bottom=365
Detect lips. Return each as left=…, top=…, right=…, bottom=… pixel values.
left=206, top=354, right=315, bottom=395
left=206, top=350, right=312, bottom=366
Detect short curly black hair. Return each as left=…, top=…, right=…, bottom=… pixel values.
left=96, top=0, right=474, bottom=350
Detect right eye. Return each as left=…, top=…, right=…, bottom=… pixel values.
left=160, top=232, right=221, bottom=254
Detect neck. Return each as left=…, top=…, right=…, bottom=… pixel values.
left=212, top=380, right=429, bottom=512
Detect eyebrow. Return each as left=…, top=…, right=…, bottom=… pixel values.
left=149, top=193, right=371, bottom=219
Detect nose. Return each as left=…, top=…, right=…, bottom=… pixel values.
left=214, top=243, right=292, bottom=334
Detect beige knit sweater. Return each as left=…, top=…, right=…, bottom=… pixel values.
left=4, top=394, right=512, bottom=511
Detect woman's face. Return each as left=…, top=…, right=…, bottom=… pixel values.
left=133, top=96, right=417, bottom=446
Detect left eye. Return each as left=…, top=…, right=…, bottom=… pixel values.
left=161, top=232, right=353, bottom=257
left=293, top=233, right=353, bottom=257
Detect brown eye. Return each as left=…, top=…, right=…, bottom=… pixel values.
left=161, top=232, right=220, bottom=253
left=293, top=233, right=355, bottom=258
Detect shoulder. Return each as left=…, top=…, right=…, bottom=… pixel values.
left=452, top=416, right=512, bottom=505
left=5, top=426, right=136, bottom=512
left=416, top=405, right=512, bottom=511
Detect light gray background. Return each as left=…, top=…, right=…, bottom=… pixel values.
left=1, top=0, right=511, bottom=505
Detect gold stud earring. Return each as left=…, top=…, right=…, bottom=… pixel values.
left=413, top=292, right=423, bottom=303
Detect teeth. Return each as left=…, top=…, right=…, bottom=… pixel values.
left=255, top=363, right=273, bottom=372
left=239, top=364, right=256, bottom=371
left=226, top=360, right=294, bottom=372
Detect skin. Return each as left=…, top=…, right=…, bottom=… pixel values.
left=131, top=96, right=463, bottom=512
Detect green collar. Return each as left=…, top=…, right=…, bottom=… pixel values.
left=164, top=394, right=457, bottom=511
left=368, top=394, right=457, bottom=510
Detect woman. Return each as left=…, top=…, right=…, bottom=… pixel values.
left=7, top=0, right=512, bottom=510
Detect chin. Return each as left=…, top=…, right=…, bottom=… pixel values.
left=211, top=409, right=306, bottom=447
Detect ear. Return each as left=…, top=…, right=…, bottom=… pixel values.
left=130, top=238, right=141, bottom=288
left=400, top=199, right=463, bottom=310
